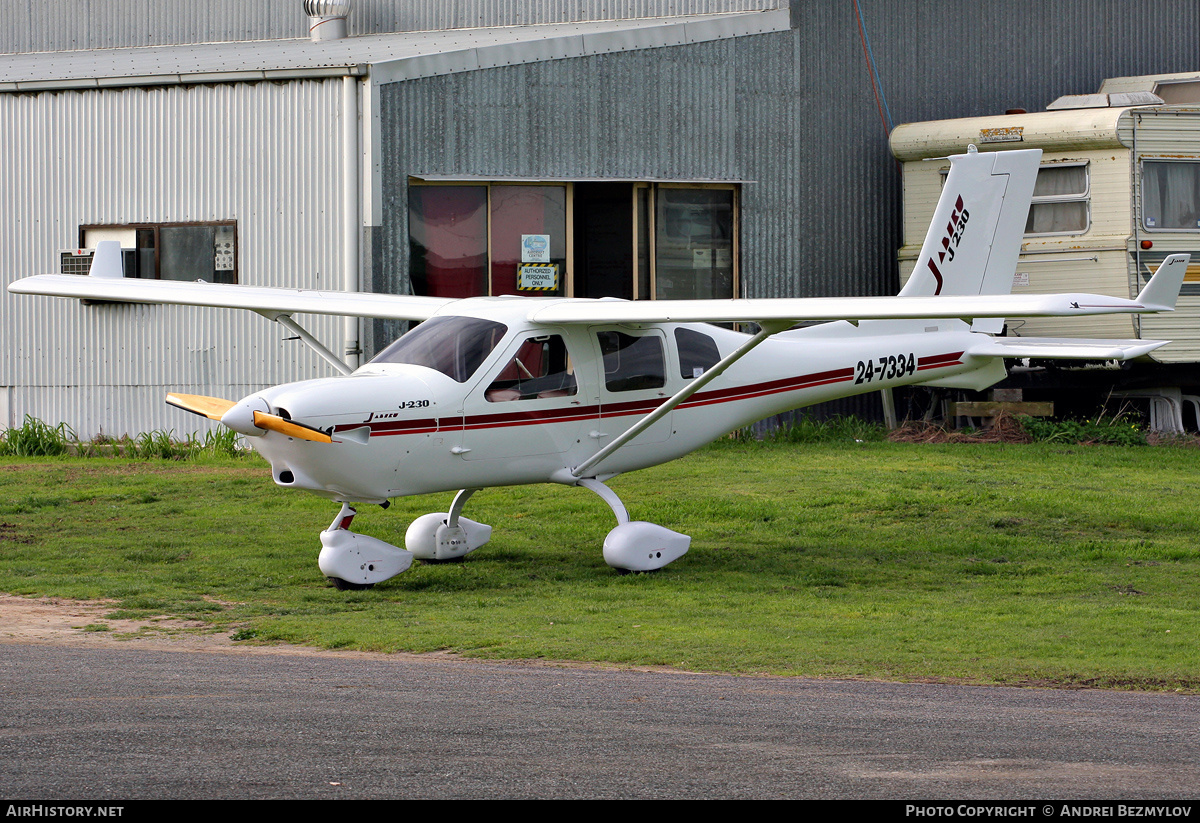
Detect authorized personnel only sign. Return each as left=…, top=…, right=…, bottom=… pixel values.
left=518, top=264, right=558, bottom=291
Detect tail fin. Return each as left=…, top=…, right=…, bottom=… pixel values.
left=88, top=240, right=124, bottom=279
left=900, top=146, right=1041, bottom=332
left=1136, top=254, right=1190, bottom=311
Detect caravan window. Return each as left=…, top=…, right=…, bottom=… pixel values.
left=1024, top=164, right=1090, bottom=235
left=940, top=163, right=1089, bottom=236
left=1142, top=160, right=1200, bottom=231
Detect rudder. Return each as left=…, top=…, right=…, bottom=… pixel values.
left=900, top=146, right=1041, bottom=333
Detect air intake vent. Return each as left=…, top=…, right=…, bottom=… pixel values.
left=303, top=0, right=352, bottom=42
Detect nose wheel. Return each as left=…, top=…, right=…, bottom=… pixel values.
left=318, top=493, right=493, bottom=590
left=318, top=502, right=414, bottom=589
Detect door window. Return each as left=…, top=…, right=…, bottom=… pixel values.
left=485, top=335, right=577, bottom=402
left=597, top=331, right=665, bottom=393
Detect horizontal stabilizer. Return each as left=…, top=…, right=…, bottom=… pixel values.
left=969, top=337, right=1168, bottom=361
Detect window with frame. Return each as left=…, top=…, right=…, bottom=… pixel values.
left=409, top=183, right=567, bottom=299
left=369, top=315, right=507, bottom=383
left=408, top=180, right=738, bottom=302
left=939, top=164, right=1090, bottom=236
left=649, top=186, right=736, bottom=300
left=598, top=331, right=666, bottom=393
left=1142, top=160, right=1200, bottom=230
left=485, top=334, right=577, bottom=402
left=675, top=327, right=721, bottom=379
left=1024, top=163, right=1089, bottom=235
left=79, top=222, right=238, bottom=283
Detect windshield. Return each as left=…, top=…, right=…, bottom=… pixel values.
left=369, top=316, right=508, bottom=383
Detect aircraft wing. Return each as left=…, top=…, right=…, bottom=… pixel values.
left=11, top=253, right=1187, bottom=326
left=527, top=291, right=1174, bottom=325
left=13, top=273, right=1163, bottom=325
left=7, top=274, right=454, bottom=321
left=531, top=254, right=1188, bottom=325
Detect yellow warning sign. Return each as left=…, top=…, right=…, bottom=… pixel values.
left=518, top=264, right=559, bottom=291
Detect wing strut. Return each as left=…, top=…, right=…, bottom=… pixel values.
left=571, top=321, right=791, bottom=479
left=256, top=311, right=354, bottom=376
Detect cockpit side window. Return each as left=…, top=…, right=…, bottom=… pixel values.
left=485, top=335, right=577, bottom=402
left=674, top=327, right=721, bottom=379
left=597, top=330, right=665, bottom=392
left=370, top=316, right=507, bottom=383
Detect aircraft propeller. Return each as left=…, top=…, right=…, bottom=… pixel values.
left=166, top=392, right=333, bottom=443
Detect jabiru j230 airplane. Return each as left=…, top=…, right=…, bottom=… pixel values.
left=9, top=146, right=1190, bottom=589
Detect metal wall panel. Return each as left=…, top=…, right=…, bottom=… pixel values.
left=376, top=0, right=1200, bottom=419
left=377, top=0, right=1200, bottom=305
left=0, top=1, right=781, bottom=54
left=0, top=80, right=350, bottom=436
left=6, top=1, right=1200, bottom=430
left=377, top=30, right=855, bottom=310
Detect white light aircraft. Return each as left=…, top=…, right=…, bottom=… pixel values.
left=9, top=147, right=1189, bottom=589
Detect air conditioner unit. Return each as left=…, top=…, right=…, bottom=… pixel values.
left=58, top=248, right=137, bottom=277
left=59, top=248, right=94, bottom=275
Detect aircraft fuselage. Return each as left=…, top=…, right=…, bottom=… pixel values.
left=247, top=312, right=987, bottom=504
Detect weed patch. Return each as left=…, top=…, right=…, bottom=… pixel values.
left=0, top=416, right=249, bottom=460
left=1018, top=414, right=1147, bottom=446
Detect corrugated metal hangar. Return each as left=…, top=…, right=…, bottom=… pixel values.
left=2, top=0, right=1199, bottom=436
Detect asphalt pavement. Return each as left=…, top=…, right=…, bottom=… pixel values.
left=1, top=643, right=1196, bottom=799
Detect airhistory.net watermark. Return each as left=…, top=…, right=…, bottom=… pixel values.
left=6, top=808, right=123, bottom=818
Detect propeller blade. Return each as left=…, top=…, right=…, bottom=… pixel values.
left=168, top=391, right=332, bottom=443
left=166, top=392, right=237, bottom=421
left=251, top=410, right=333, bottom=443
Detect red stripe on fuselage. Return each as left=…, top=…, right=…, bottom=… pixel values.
left=350, top=354, right=965, bottom=437
left=462, top=405, right=601, bottom=430
left=916, top=351, right=964, bottom=371
left=333, top=417, right=440, bottom=436
left=679, top=367, right=853, bottom=410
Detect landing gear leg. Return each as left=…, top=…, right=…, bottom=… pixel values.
left=577, top=478, right=690, bottom=572
left=405, top=488, right=493, bottom=562
left=318, top=501, right=414, bottom=589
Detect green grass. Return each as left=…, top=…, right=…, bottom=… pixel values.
left=1, top=440, right=1198, bottom=690
left=0, top=415, right=247, bottom=459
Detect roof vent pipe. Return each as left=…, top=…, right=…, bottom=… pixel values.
left=303, top=0, right=352, bottom=42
